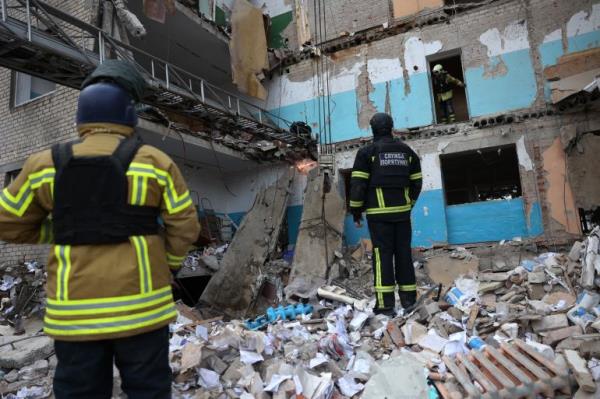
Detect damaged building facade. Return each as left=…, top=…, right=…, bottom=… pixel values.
left=0, top=0, right=599, bottom=268
left=262, top=0, right=600, bottom=248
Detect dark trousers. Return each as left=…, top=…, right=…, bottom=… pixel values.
left=368, top=220, right=416, bottom=310
left=440, top=98, right=455, bottom=122
left=53, top=326, right=171, bottom=399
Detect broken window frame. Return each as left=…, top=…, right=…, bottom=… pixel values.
left=426, top=49, right=471, bottom=124
left=12, top=72, right=56, bottom=108
left=440, top=144, right=523, bottom=206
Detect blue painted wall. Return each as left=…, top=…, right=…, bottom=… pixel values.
left=274, top=72, right=434, bottom=142
left=464, top=49, right=537, bottom=117
left=445, top=198, right=543, bottom=244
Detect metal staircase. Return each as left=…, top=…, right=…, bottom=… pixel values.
left=0, top=0, right=309, bottom=148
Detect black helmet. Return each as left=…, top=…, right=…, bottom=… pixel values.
left=76, top=82, right=137, bottom=127
left=369, top=113, right=393, bottom=137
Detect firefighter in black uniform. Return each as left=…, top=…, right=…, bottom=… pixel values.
left=349, top=113, right=422, bottom=315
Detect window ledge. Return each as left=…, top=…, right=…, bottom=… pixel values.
left=13, top=89, right=56, bottom=109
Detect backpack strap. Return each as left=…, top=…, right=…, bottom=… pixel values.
left=113, top=133, right=143, bottom=171
left=51, top=142, right=74, bottom=172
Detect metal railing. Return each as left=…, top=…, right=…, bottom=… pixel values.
left=0, top=0, right=305, bottom=145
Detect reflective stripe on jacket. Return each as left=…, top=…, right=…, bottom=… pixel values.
left=349, top=136, right=422, bottom=222
left=0, top=123, right=200, bottom=341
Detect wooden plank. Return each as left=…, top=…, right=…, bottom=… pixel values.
left=485, top=346, right=532, bottom=385
left=200, top=171, right=293, bottom=316
left=471, top=350, right=515, bottom=390
left=466, top=305, right=479, bottom=331
left=544, top=48, right=600, bottom=81
left=443, top=355, right=480, bottom=398
left=386, top=322, right=405, bottom=348
left=458, top=353, right=497, bottom=393
left=500, top=344, right=550, bottom=381
left=513, top=339, right=565, bottom=377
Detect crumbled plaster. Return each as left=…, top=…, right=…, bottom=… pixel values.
left=566, top=4, right=600, bottom=38
left=516, top=135, right=533, bottom=171
left=478, top=20, right=530, bottom=57
left=357, top=51, right=379, bottom=130
left=542, top=137, right=581, bottom=235
left=482, top=57, right=508, bottom=78
left=420, top=152, right=443, bottom=191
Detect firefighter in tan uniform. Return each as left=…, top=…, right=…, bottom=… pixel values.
left=0, top=61, right=200, bottom=398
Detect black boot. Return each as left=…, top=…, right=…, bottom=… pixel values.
left=399, top=291, right=416, bottom=309
left=374, top=307, right=395, bottom=317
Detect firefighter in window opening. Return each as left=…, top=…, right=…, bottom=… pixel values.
left=432, top=63, right=465, bottom=123
left=0, top=60, right=200, bottom=399
left=349, top=113, right=423, bottom=316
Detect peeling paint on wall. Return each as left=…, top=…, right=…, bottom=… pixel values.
left=404, top=37, right=443, bottom=74
left=542, top=137, right=581, bottom=235
left=516, top=136, right=533, bottom=171
left=479, top=20, right=530, bottom=57
left=465, top=19, right=536, bottom=116
left=421, top=152, right=443, bottom=191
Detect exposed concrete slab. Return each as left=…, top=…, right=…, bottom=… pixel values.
left=0, top=336, right=54, bottom=369
left=200, top=169, right=293, bottom=317
left=285, top=168, right=346, bottom=299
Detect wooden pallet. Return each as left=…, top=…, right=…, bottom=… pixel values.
left=440, top=339, right=571, bottom=399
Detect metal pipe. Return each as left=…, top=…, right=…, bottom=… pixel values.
left=236, top=98, right=240, bottom=115
left=189, top=79, right=192, bottom=90
left=258, top=109, right=262, bottom=123
left=200, top=80, right=205, bottom=102
left=1, top=0, right=7, bottom=22
left=151, top=60, right=155, bottom=78
left=228, top=96, right=231, bottom=109
left=165, top=64, right=169, bottom=89
left=26, top=0, right=32, bottom=41
left=98, top=32, right=104, bottom=63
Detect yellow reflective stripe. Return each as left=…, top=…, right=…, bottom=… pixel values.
left=39, top=218, right=53, bottom=244
left=47, top=285, right=172, bottom=306
left=399, top=284, right=417, bottom=292
left=376, top=188, right=385, bottom=208
left=409, top=172, right=422, bottom=180
left=374, top=285, right=396, bottom=293
left=55, top=245, right=72, bottom=301
left=349, top=200, right=364, bottom=208
left=140, top=176, right=149, bottom=206
left=132, top=236, right=152, bottom=293
left=366, top=204, right=412, bottom=215
left=29, top=168, right=55, bottom=189
left=127, top=163, right=192, bottom=214
left=130, top=174, right=140, bottom=205
left=351, top=171, right=370, bottom=179
left=375, top=248, right=384, bottom=308
left=167, top=252, right=185, bottom=268
left=404, top=187, right=411, bottom=206
left=0, top=168, right=55, bottom=217
left=0, top=184, right=33, bottom=217
left=46, top=287, right=173, bottom=316
left=44, top=303, right=177, bottom=336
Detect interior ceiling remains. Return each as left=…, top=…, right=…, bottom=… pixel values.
left=128, top=0, right=240, bottom=94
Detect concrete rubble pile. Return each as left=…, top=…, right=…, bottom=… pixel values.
left=0, top=261, right=45, bottom=335
left=4, top=228, right=600, bottom=397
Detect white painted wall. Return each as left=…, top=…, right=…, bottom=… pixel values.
left=265, top=38, right=442, bottom=109
left=478, top=20, right=530, bottom=57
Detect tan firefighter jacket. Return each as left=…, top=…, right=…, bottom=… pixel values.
left=0, top=123, right=200, bottom=341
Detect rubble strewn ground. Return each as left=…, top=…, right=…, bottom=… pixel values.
left=2, top=227, right=600, bottom=398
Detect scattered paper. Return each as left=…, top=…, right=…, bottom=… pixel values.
left=240, top=350, right=264, bottom=365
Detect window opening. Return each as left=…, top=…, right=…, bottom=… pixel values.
left=428, top=54, right=469, bottom=124
left=441, top=145, right=521, bottom=205
left=13, top=72, right=55, bottom=107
